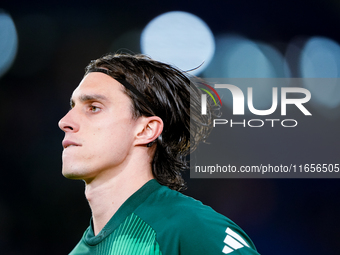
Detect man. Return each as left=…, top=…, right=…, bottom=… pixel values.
left=59, top=53, right=260, bottom=254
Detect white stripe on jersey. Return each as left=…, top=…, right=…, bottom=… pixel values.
left=222, top=227, right=250, bottom=254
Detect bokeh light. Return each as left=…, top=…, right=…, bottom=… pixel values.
left=204, top=35, right=289, bottom=78
left=140, top=11, right=215, bottom=76
left=203, top=35, right=288, bottom=112
left=0, top=10, right=18, bottom=78
left=300, top=36, right=340, bottom=78
left=299, top=37, right=340, bottom=116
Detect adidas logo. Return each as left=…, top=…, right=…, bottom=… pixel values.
left=222, top=227, right=250, bottom=254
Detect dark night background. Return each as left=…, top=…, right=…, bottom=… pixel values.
left=1, top=0, right=340, bottom=254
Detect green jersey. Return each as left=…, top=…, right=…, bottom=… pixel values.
left=70, top=180, right=260, bottom=255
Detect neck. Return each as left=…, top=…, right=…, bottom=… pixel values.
left=84, top=161, right=153, bottom=236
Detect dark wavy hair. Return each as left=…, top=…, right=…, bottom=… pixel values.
left=85, top=53, right=214, bottom=191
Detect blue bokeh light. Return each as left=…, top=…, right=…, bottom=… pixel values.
left=203, top=35, right=288, bottom=113
left=300, top=37, right=340, bottom=112
left=0, top=10, right=18, bottom=78
left=300, top=37, right=340, bottom=78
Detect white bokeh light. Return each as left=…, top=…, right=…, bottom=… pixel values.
left=141, top=11, right=215, bottom=76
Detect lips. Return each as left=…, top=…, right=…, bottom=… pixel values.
left=62, top=140, right=81, bottom=149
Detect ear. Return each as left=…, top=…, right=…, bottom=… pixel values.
left=134, top=116, right=163, bottom=147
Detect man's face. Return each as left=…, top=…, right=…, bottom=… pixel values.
left=58, top=72, right=139, bottom=183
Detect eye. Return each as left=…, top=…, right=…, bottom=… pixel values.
left=89, top=105, right=101, bottom=113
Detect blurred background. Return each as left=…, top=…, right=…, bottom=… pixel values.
left=1, top=0, right=340, bottom=254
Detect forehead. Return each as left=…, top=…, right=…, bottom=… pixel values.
left=71, top=72, right=129, bottom=104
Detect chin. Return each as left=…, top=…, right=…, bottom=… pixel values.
left=62, top=166, right=85, bottom=180
left=63, top=172, right=81, bottom=180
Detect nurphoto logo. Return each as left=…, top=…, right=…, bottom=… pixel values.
left=199, top=80, right=312, bottom=128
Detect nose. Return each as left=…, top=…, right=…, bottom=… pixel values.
left=58, top=109, right=79, bottom=132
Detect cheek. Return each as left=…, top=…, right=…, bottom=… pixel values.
left=97, top=122, right=135, bottom=151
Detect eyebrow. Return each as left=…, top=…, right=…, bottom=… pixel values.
left=70, top=94, right=108, bottom=107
